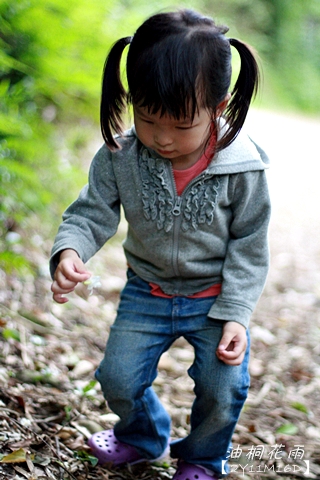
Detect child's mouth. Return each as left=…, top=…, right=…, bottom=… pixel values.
left=157, top=149, right=175, bottom=156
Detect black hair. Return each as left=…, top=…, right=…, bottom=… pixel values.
left=101, top=9, right=260, bottom=151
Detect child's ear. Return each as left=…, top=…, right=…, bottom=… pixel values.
left=216, top=93, right=231, bottom=117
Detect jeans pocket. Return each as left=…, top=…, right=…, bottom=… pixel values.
left=207, top=316, right=226, bottom=328
left=126, top=267, right=138, bottom=281
left=125, top=268, right=151, bottom=294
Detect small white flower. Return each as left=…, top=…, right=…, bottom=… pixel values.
left=84, top=276, right=101, bottom=295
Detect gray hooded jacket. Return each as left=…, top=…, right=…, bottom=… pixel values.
left=50, top=126, right=271, bottom=329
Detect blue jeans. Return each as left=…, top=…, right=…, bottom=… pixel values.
left=95, top=269, right=250, bottom=476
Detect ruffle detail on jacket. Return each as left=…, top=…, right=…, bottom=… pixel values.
left=140, top=148, right=174, bottom=232
left=181, top=177, right=220, bottom=231
left=140, top=147, right=220, bottom=232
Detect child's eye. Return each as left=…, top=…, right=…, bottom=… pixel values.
left=176, top=125, right=193, bottom=130
left=136, top=113, right=154, bottom=124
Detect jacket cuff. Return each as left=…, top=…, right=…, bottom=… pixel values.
left=208, top=298, right=252, bottom=329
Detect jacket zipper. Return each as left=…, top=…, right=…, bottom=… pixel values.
left=169, top=165, right=182, bottom=278
left=168, top=164, right=209, bottom=279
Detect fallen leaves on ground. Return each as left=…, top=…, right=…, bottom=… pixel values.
left=1, top=219, right=320, bottom=480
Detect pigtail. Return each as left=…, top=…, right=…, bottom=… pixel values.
left=100, top=37, right=132, bottom=150
left=219, top=38, right=260, bottom=150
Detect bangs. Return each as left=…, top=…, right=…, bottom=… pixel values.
left=127, top=36, right=203, bottom=120
left=100, top=8, right=256, bottom=152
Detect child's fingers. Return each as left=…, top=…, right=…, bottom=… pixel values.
left=217, top=330, right=235, bottom=353
left=51, top=278, right=78, bottom=304
left=219, top=355, right=245, bottom=366
left=218, top=345, right=242, bottom=359
left=217, top=331, right=246, bottom=365
left=55, top=253, right=91, bottom=283
left=52, top=275, right=76, bottom=291
left=54, top=265, right=91, bottom=288
left=51, top=275, right=75, bottom=303
left=51, top=251, right=91, bottom=304
left=52, top=292, right=69, bottom=304
left=216, top=347, right=245, bottom=365
left=51, top=278, right=74, bottom=292
left=59, top=267, right=90, bottom=284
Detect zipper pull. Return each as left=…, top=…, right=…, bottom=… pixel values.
left=172, top=197, right=182, bottom=216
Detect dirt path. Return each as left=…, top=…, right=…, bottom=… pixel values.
left=1, top=110, right=320, bottom=479
left=247, top=109, right=320, bottom=256
left=241, top=109, right=320, bottom=477
left=247, top=109, right=320, bottom=330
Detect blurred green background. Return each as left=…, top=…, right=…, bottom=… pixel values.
left=1, top=0, right=320, bottom=274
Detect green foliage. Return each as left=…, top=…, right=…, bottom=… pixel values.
left=0, top=0, right=179, bottom=274
left=74, top=450, right=99, bottom=467
left=0, top=0, right=119, bottom=273
left=276, top=423, right=299, bottom=435
left=291, top=401, right=308, bottom=415
left=0, top=2, right=81, bottom=270
left=2, top=327, right=21, bottom=341
left=1, top=0, right=320, bottom=274
left=200, top=0, right=320, bottom=112
left=76, top=379, right=98, bottom=399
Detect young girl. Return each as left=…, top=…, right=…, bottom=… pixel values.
left=50, top=9, right=270, bottom=479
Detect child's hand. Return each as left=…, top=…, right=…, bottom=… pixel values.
left=216, top=321, right=247, bottom=366
left=51, top=249, right=91, bottom=304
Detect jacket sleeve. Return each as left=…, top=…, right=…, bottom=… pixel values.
left=208, top=170, right=271, bottom=329
left=49, top=145, right=121, bottom=279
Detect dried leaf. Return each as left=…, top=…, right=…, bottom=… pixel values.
left=0, top=448, right=27, bottom=463
left=12, top=465, right=30, bottom=478
left=0, top=317, right=7, bottom=327
left=8, top=439, right=34, bottom=449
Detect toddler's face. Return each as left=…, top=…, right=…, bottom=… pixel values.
left=133, top=105, right=212, bottom=170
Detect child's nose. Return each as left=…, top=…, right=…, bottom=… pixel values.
left=154, top=129, right=173, bottom=146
